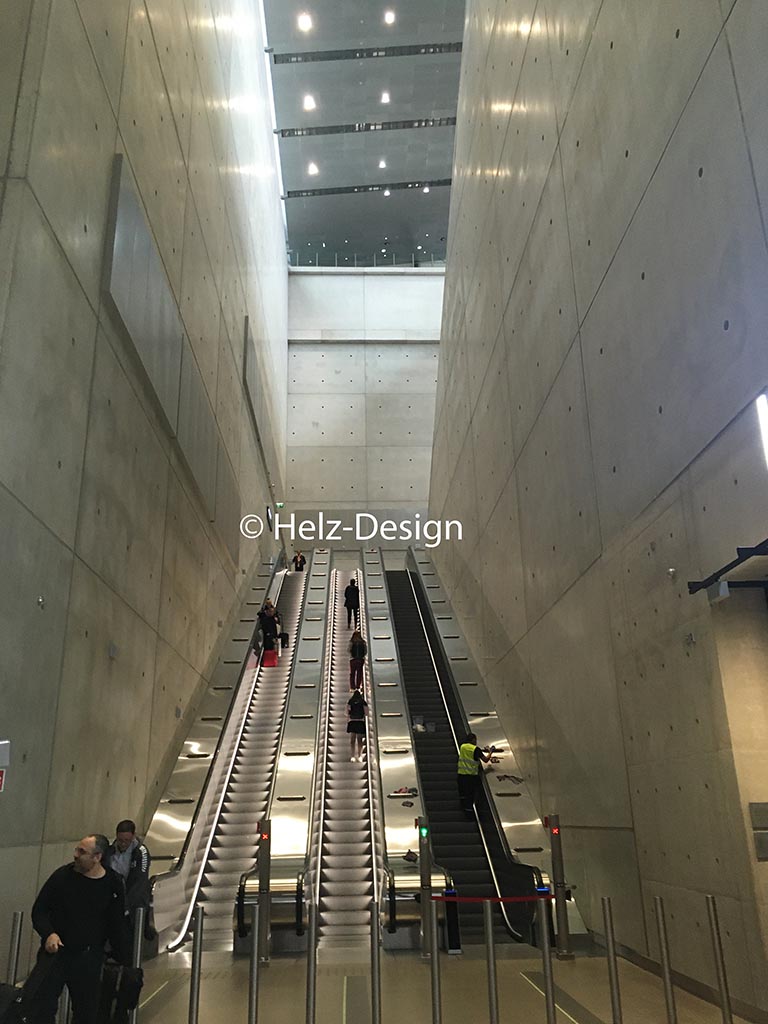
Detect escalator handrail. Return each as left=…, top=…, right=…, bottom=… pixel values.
left=234, top=552, right=319, bottom=905
left=357, top=564, right=384, bottom=921
left=405, top=552, right=541, bottom=889
left=153, top=562, right=288, bottom=947
left=150, top=554, right=286, bottom=893
left=402, top=566, right=525, bottom=941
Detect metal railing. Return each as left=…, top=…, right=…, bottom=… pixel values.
left=288, top=250, right=446, bottom=269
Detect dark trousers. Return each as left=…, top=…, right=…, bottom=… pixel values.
left=458, top=774, right=480, bottom=813
left=349, top=658, right=364, bottom=689
left=346, top=606, right=359, bottom=627
left=30, top=948, right=103, bottom=1024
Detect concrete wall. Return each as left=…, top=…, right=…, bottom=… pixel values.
left=0, top=0, right=286, bottom=965
left=286, top=269, right=443, bottom=520
left=432, top=0, right=768, bottom=1009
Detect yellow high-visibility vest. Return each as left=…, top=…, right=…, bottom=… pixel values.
left=457, top=742, right=479, bottom=776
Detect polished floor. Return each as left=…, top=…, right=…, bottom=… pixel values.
left=137, top=948, right=750, bottom=1023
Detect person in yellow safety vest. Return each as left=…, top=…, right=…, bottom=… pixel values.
left=457, top=732, right=495, bottom=816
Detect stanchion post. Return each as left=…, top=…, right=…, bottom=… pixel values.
left=548, top=814, right=573, bottom=960
left=248, top=902, right=260, bottom=1024
left=654, top=896, right=677, bottom=1024
left=305, top=902, right=317, bottom=1024
left=483, top=900, right=499, bottom=1024
left=128, top=906, right=146, bottom=1024
left=370, top=901, right=381, bottom=1024
left=705, top=896, right=733, bottom=1024
left=601, top=897, right=623, bottom=1024
left=188, top=905, right=204, bottom=1024
left=7, top=911, right=23, bottom=986
left=539, top=896, right=557, bottom=1024
left=429, top=898, right=441, bottom=1024
left=258, top=820, right=272, bottom=963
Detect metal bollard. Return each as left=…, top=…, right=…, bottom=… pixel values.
left=538, top=898, right=557, bottom=1024
left=654, top=897, right=677, bottom=1024
left=601, top=897, right=623, bottom=1024
left=706, top=896, right=733, bottom=1024
left=305, top=903, right=317, bottom=1024
left=128, top=906, right=146, bottom=1024
left=248, top=902, right=260, bottom=1024
left=7, top=911, right=23, bottom=987
left=370, top=902, right=381, bottom=1024
left=188, top=905, right=204, bottom=1024
left=483, top=900, right=499, bottom=1024
left=429, top=899, right=441, bottom=1024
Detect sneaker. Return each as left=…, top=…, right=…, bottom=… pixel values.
left=350, top=756, right=357, bottom=762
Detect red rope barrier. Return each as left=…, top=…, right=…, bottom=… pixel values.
left=430, top=894, right=553, bottom=904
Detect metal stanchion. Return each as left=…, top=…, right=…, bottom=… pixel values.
left=188, top=905, right=204, bottom=1024
left=305, top=902, right=317, bottom=1024
left=429, top=898, right=441, bottom=1024
left=128, top=906, right=146, bottom=1024
left=483, top=900, right=499, bottom=1024
left=539, top=898, right=557, bottom=1024
left=7, top=911, right=23, bottom=986
left=248, top=902, right=260, bottom=1024
left=370, top=902, right=381, bottom=1024
left=601, top=897, right=623, bottom=1024
left=654, top=897, right=677, bottom=1024
left=706, top=896, right=733, bottom=1024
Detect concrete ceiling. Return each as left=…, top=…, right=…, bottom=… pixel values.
left=262, top=0, right=466, bottom=267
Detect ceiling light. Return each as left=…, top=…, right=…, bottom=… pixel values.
left=423, top=186, right=430, bottom=193
left=381, top=91, right=390, bottom=104
left=307, top=161, right=319, bottom=175
left=381, top=248, right=386, bottom=253
left=344, top=239, right=349, bottom=243
left=425, top=233, right=430, bottom=237
left=384, top=10, right=396, bottom=25
left=303, top=94, right=316, bottom=111
left=297, top=12, right=313, bottom=31
left=321, top=242, right=326, bottom=248
left=417, top=245, right=422, bottom=250
left=379, top=159, right=387, bottom=169
left=383, top=189, right=391, bottom=196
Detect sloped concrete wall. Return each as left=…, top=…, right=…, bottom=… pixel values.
left=0, top=0, right=286, bottom=965
left=431, top=0, right=768, bottom=1009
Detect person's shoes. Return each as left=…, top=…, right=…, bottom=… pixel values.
left=350, top=756, right=357, bottom=762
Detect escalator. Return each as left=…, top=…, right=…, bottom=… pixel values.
left=197, top=570, right=307, bottom=949
left=316, top=567, right=375, bottom=953
left=386, top=569, right=536, bottom=944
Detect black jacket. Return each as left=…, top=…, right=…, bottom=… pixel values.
left=344, top=585, right=360, bottom=609
left=32, top=864, right=129, bottom=963
left=349, top=640, right=367, bottom=660
left=105, top=841, right=151, bottom=911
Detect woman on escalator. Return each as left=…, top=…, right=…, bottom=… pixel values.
left=347, top=690, right=368, bottom=763
left=348, top=630, right=367, bottom=690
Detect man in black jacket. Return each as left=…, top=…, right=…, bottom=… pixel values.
left=344, top=578, right=360, bottom=628
left=30, top=834, right=129, bottom=1023
left=105, top=820, right=151, bottom=935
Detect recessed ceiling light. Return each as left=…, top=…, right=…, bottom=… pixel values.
left=423, top=185, right=430, bottom=193
left=344, top=239, right=349, bottom=243
left=322, top=242, right=326, bottom=248
left=384, top=9, right=396, bottom=24
left=308, top=161, right=319, bottom=175
left=378, top=159, right=387, bottom=169
left=417, top=245, right=422, bottom=250
left=381, top=91, right=390, bottom=104
left=381, top=248, right=386, bottom=253
left=425, top=233, right=430, bottom=237
left=303, top=94, right=316, bottom=111
left=383, top=189, right=391, bottom=197
left=297, top=12, right=313, bottom=31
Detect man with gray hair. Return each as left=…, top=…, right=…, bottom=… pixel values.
left=29, top=834, right=128, bottom=1023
